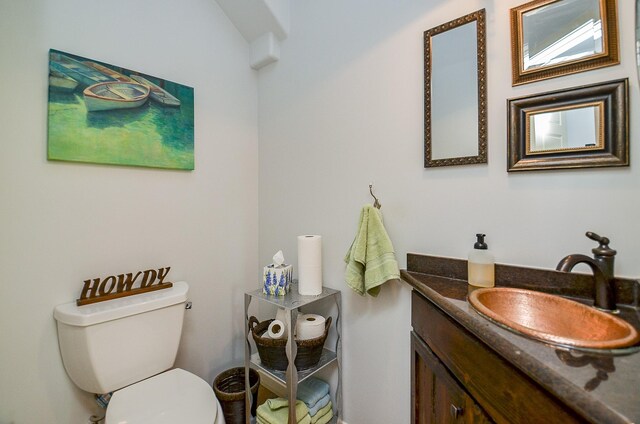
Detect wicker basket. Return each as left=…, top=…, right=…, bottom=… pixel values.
left=248, top=315, right=332, bottom=371
left=212, top=367, right=260, bottom=424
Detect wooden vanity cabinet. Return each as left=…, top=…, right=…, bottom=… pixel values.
left=412, top=331, right=492, bottom=423
left=411, top=290, right=585, bottom=424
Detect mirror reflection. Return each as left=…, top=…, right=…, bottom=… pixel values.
left=527, top=103, right=603, bottom=154
left=510, top=0, right=618, bottom=85
left=521, top=0, right=603, bottom=71
left=431, top=21, right=478, bottom=160
left=424, top=9, right=487, bottom=167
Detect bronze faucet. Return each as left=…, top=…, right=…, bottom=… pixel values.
left=556, top=232, right=617, bottom=312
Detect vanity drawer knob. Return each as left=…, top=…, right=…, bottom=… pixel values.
left=450, top=404, right=464, bottom=419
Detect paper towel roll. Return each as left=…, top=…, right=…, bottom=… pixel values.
left=298, top=235, right=323, bottom=295
left=295, top=314, right=326, bottom=340
left=267, top=320, right=287, bottom=340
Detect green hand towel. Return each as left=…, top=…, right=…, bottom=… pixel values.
left=257, top=398, right=310, bottom=424
left=344, top=205, right=400, bottom=297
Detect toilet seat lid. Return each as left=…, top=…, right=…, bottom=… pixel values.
left=105, top=368, right=218, bottom=424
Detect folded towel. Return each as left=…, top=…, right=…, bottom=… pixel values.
left=310, top=401, right=332, bottom=423
left=257, top=398, right=310, bottom=424
left=263, top=398, right=291, bottom=410
left=308, top=393, right=330, bottom=417
left=344, top=205, right=400, bottom=297
left=312, top=406, right=334, bottom=424
left=257, top=417, right=311, bottom=424
left=297, top=377, right=330, bottom=408
left=257, top=410, right=310, bottom=424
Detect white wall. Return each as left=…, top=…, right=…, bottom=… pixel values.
left=0, top=0, right=258, bottom=423
left=258, top=1, right=640, bottom=423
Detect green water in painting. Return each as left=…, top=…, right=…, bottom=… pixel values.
left=47, top=84, right=194, bottom=170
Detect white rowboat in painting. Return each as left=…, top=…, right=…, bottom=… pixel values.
left=130, top=75, right=181, bottom=107
left=83, top=82, right=150, bottom=112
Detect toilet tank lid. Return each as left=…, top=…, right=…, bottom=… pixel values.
left=54, top=281, right=189, bottom=327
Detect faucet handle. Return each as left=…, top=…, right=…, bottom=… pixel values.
left=586, top=232, right=617, bottom=257
left=586, top=231, right=608, bottom=244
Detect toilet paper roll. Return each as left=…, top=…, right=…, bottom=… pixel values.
left=295, top=314, right=326, bottom=340
left=267, top=320, right=287, bottom=340
left=298, top=235, right=323, bottom=295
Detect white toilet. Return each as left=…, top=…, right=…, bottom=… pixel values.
left=53, top=281, right=225, bottom=424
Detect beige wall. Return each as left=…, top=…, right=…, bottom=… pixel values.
left=257, top=1, right=640, bottom=423
left=0, top=0, right=258, bottom=422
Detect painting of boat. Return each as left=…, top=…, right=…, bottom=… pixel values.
left=49, top=71, right=78, bottom=92
left=48, top=48, right=194, bottom=170
left=130, top=75, right=181, bottom=107
left=49, top=51, right=116, bottom=87
left=83, top=81, right=150, bottom=112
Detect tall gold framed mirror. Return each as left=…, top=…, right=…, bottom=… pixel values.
left=510, top=0, right=619, bottom=86
left=424, top=9, right=487, bottom=167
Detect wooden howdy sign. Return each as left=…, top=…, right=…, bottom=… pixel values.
left=77, top=266, right=172, bottom=306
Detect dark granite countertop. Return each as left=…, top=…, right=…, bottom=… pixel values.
left=402, top=254, right=640, bottom=424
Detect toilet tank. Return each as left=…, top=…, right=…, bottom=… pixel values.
left=54, top=281, right=189, bottom=394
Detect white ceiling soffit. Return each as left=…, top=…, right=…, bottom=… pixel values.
left=215, top=0, right=289, bottom=69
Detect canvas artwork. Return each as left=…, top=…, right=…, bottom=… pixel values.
left=47, top=49, right=195, bottom=170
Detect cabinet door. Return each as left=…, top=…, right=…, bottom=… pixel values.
left=411, top=291, right=585, bottom=423
left=412, top=332, right=493, bottom=424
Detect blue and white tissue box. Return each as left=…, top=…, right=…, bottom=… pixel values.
left=263, top=264, right=293, bottom=296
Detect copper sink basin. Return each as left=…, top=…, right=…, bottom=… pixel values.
left=468, top=288, right=640, bottom=350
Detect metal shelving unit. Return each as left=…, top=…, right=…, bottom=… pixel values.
left=244, top=283, right=342, bottom=424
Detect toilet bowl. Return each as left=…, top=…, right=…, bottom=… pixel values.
left=105, top=368, right=224, bottom=424
left=54, top=281, right=225, bottom=424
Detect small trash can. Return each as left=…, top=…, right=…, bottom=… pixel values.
left=213, top=367, right=260, bottom=424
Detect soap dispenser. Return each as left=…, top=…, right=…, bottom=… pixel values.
left=468, top=234, right=495, bottom=287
